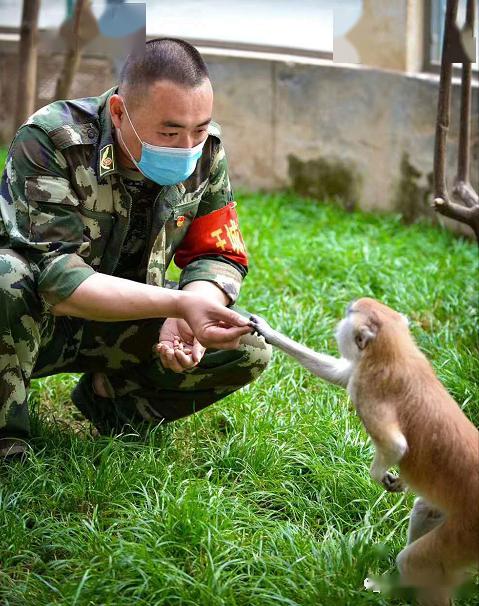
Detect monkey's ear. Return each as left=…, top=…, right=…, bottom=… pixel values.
left=355, top=325, right=377, bottom=350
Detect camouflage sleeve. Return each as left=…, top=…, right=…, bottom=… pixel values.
left=178, top=139, right=248, bottom=304
left=0, top=125, right=96, bottom=307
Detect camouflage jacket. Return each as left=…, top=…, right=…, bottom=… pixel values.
left=0, top=87, right=248, bottom=308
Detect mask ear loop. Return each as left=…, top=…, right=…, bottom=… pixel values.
left=116, top=98, right=142, bottom=165
left=121, top=99, right=143, bottom=144
left=117, top=127, right=140, bottom=166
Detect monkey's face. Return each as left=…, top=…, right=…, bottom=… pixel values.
left=336, top=299, right=381, bottom=360
left=336, top=316, right=358, bottom=360
left=336, top=311, right=377, bottom=361
left=336, top=298, right=409, bottom=360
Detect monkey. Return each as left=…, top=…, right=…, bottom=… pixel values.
left=249, top=298, right=479, bottom=605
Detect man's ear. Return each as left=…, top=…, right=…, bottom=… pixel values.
left=354, top=324, right=377, bottom=350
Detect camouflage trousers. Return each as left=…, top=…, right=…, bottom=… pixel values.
left=0, top=250, right=271, bottom=438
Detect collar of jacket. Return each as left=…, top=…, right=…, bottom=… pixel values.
left=96, top=86, right=120, bottom=181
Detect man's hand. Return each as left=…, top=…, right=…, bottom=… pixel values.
left=177, top=290, right=251, bottom=350
left=156, top=317, right=206, bottom=372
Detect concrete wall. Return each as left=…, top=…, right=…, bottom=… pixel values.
left=0, top=44, right=477, bottom=231
left=206, top=51, right=478, bottom=227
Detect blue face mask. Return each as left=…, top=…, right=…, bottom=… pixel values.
left=118, top=101, right=207, bottom=186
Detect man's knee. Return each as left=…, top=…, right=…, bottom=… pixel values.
left=0, top=249, right=41, bottom=315
left=0, top=250, right=35, bottom=298
left=237, top=332, right=272, bottom=378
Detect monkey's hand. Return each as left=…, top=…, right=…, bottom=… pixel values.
left=249, top=314, right=279, bottom=346
left=381, top=471, right=407, bottom=493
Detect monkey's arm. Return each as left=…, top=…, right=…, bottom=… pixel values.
left=250, top=315, right=352, bottom=387
left=367, top=418, right=408, bottom=493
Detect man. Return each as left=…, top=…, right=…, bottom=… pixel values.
left=0, top=38, right=271, bottom=458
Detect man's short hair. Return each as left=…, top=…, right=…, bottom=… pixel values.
left=119, top=38, right=210, bottom=102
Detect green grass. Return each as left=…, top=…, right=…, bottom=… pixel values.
left=0, top=148, right=7, bottom=168
left=1, top=183, right=478, bottom=604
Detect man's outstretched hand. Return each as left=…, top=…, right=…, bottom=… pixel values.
left=176, top=291, right=251, bottom=351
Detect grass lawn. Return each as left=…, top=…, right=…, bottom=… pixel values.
left=0, top=161, right=478, bottom=604
left=0, top=147, right=7, bottom=169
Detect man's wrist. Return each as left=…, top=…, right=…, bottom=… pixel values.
left=168, top=288, right=190, bottom=320
left=182, top=280, right=229, bottom=306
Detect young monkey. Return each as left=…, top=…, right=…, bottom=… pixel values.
left=250, top=298, right=479, bottom=605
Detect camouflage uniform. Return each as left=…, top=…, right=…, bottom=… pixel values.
left=0, top=87, right=271, bottom=441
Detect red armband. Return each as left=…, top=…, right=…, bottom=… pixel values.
left=174, top=201, right=248, bottom=269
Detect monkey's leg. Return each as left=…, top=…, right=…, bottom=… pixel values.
left=249, top=315, right=352, bottom=387
left=396, top=518, right=468, bottom=606
left=415, top=587, right=452, bottom=606
left=407, top=498, right=445, bottom=544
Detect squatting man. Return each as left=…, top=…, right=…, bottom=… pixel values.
left=0, top=38, right=272, bottom=458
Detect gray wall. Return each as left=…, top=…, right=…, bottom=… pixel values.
left=206, top=53, right=478, bottom=229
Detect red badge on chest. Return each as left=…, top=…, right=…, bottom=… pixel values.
left=174, top=201, right=248, bottom=268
